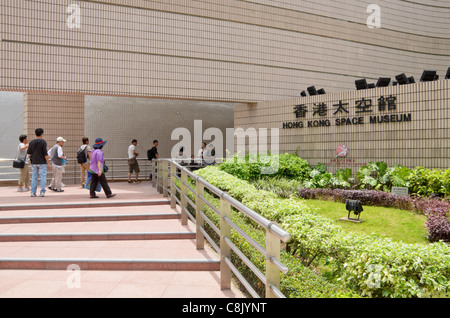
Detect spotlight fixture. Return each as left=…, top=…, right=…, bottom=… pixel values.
left=392, top=81, right=398, bottom=86
left=307, top=86, right=317, bottom=96
left=445, top=67, right=450, bottom=79
left=408, top=76, right=415, bottom=84
left=420, top=70, right=437, bottom=82
left=355, top=79, right=368, bottom=90
left=367, top=83, right=375, bottom=89
left=395, top=73, right=409, bottom=85
left=300, top=91, right=307, bottom=97
left=376, top=77, right=391, bottom=87
left=317, top=88, right=326, bottom=95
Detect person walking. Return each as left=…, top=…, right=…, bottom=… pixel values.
left=78, top=137, right=91, bottom=187
left=27, top=128, right=50, bottom=197
left=17, top=134, right=30, bottom=192
left=147, top=139, right=158, bottom=181
left=197, top=142, right=206, bottom=166
left=89, top=138, right=116, bottom=199
left=127, top=139, right=140, bottom=183
left=48, top=137, right=67, bottom=193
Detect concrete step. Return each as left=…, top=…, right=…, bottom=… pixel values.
left=0, top=212, right=181, bottom=224
left=0, top=231, right=195, bottom=242
left=0, top=258, right=220, bottom=271
left=0, top=239, right=220, bottom=271
left=0, top=205, right=178, bottom=219
left=0, top=218, right=192, bottom=236
left=0, top=199, right=170, bottom=211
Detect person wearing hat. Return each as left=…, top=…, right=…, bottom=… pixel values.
left=48, top=137, right=67, bottom=193
left=89, top=138, right=116, bottom=199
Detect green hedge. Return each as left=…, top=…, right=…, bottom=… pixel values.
left=195, top=166, right=450, bottom=298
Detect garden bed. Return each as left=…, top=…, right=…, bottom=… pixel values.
left=195, top=165, right=450, bottom=298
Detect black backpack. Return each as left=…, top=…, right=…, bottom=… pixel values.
left=147, top=147, right=156, bottom=161
left=77, top=146, right=87, bottom=164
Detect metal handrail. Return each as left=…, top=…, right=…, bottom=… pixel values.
left=0, top=157, right=202, bottom=185
left=153, top=158, right=291, bottom=298
left=0, top=158, right=151, bottom=183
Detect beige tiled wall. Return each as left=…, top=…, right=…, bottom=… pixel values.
left=24, top=93, right=85, bottom=160
left=1, top=0, right=449, bottom=101
left=234, top=80, right=450, bottom=170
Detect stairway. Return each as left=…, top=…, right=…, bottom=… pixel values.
left=0, top=183, right=243, bottom=298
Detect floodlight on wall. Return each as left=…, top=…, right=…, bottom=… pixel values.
left=392, top=81, right=398, bottom=86
left=300, top=91, right=307, bottom=97
left=307, top=86, right=318, bottom=96
left=446, top=67, right=450, bottom=79
left=395, top=73, right=409, bottom=85
left=367, top=83, right=375, bottom=89
left=420, top=70, right=437, bottom=82
left=355, top=79, right=368, bottom=90
left=317, top=88, right=326, bottom=95
left=376, top=77, right=391, bottom=87
left=408, top=76, right=415, bottom=84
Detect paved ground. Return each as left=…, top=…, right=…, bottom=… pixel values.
left=0, top=181, right=246, bottom=298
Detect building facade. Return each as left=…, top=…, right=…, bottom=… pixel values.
left=235, top=80, right=450, bottom=171
left=0, top=0, right=449, bottom=170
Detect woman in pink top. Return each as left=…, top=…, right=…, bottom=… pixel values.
left=89, top=138, right=116, bottom=199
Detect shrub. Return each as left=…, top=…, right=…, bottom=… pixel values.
left=303, top=163, right=333, bottom=189
left=252, top=176, right=303, bottom=198
left=419, top=199, right=450, bottom=242
left=407, top=167, right=445, bottom=196
left=219, top=153, right=311, bottom=181
left=441, top=167, right=450, bottom=197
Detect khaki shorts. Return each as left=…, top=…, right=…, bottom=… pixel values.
left=19, top=163, right=30, bottom=185
left=128, top=162, right=140, bottom=173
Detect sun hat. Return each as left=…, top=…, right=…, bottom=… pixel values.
left=93, top=138, right=107, bottom=148
left=56, top=137, right=66, bottom=142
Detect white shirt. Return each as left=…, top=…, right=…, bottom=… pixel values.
left=18, top=143, right=29, bottom=164
left=128, top=144, right=136, bottom=159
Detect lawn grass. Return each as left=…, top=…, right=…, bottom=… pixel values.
left=304, top=199, right=429, bottom=244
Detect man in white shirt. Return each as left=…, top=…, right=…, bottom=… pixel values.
left=127, top=139, right=140, bottom=183
left=48, top=137, right=67, bottom=192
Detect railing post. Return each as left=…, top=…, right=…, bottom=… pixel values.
left=265, top=226, right=281, bottom=298
left=195, top=177, right=205, bottom=250
left=180, top=169, right=188, bottom=225
left=170, top=162, right=176, bottom=209
left=157, top=161, right=163, bottom=194
left=220, top=194, right=232, bottom=290
left=162, top=161, right=168, bottom=197
left=152, top=160, right=156, bottom=188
